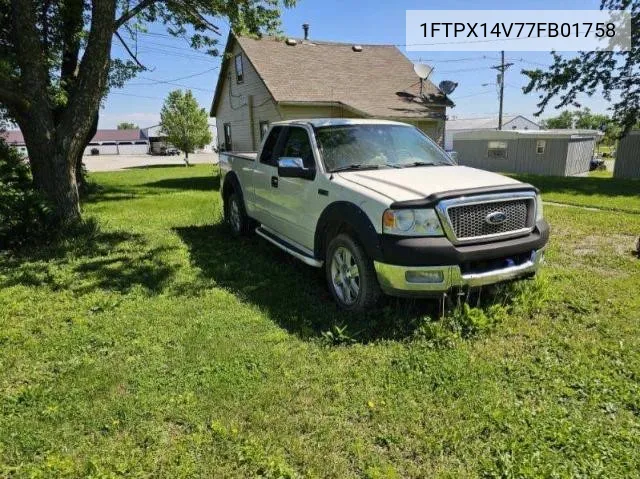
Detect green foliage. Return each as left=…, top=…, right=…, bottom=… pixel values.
left=523, top=0, right=639, bottom=134
left=0, top=140, right=54, bottom=250
left=0, top=0, right=296, bottom=222
left=540, top=110, right=574, bottom=129
left=116, top=122, right=138, bottom=130
left=160, top=89, right=212, bottom=157
left=540, top=108, right=622, bottom=145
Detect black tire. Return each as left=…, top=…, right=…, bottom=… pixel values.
left=325, top=233, right=381, bottom=312
left=225, top=192, right=251, bottom=236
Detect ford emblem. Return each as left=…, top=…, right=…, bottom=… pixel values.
left=485, top=211, right=507, bottom=225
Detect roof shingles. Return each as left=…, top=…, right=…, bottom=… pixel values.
left=216, top=34, right=450, bottom=119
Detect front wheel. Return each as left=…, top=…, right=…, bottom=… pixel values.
left=326, top=233, right=381, bottom=312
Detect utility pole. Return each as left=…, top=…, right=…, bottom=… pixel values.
left=491, top=51, right=513, bottom=130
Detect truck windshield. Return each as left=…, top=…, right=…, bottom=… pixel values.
left=315, top=124, right=454, bottom=172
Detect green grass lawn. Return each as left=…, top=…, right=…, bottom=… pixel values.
left=512, top=173, right=640, bottom=213
left=1, top=165, right=639, bottom=478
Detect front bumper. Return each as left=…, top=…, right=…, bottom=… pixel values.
left=374, top=248, right=544, bottom=296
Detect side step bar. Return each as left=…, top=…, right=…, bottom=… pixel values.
left=255, top=227, right=323, bottom=268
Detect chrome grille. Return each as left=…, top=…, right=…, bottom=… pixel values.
left=446, top=199, right=532, bottom=241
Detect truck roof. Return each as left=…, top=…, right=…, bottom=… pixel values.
left=270, top=118, right=412, bottom=128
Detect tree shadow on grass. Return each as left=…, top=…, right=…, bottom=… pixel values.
left=0, top=221, right=177, bottom=295
left=175, top=224, right=440, bottom=342
left=142, top=174, right=220, bottom=192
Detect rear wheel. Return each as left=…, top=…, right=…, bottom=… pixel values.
left=326, top=233, right=381, bottom=311
left=225, top=192, right=250, bottom=236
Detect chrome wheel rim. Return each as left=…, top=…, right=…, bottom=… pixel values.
left=230, top=198, right=241, bottom=232
left=330, top=246, right=360, bottom=305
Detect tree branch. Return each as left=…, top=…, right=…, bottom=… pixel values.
left=115, top=0, right=160, bottom=30
left=60, top=0, right=116, bottom=158
left=114, top=31, right=148, bottom=69
left=174, top=0, right=221, bottom=35
left=11, top=0, right=52, bottom=106
left=60, top=0, right=84, bottom=94
left=0, top=81, right=26, bottom=112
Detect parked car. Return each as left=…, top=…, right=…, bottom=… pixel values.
left=219, top=119, right=549, bottom=311
left=165, top=147, right=180, bottom=156
left=590, top=156, right=606, bottom=171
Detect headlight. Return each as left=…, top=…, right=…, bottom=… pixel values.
left=383, top=209, right=444, bottom=236
left=536, top=194, right=544, bottom=221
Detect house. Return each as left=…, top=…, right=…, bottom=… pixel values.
left=2, top=129, right=150, bottom=156
left=0, top=130, right=28, bottom=155
left=453, top=129, right=602, bottom=176
left=614, top=130, right=640, bottom=179
left=210, top=29, right=452, bottom=152
left=445, top=115, right=540, bottom=150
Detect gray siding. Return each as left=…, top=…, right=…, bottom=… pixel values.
left=565, top=138, right=595, bottom=176
left=614, top=131, right=640, bottom=179
left=454, top=137, right=570, bottom=175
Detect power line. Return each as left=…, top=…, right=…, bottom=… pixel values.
left=137, top=38, right=217, bottom=57
left=436, top=66, right=493, bottom=74
left=408, top=55, right=500, bottom=63
left=128, top=79, right=211, bottom=92
left=134, top=66, right=219, bottom=85
left=452, top=90, right=496, bottom=99
left=113, top=43, right=218, bottom=63
left=111, top=92, right=164, bottom=100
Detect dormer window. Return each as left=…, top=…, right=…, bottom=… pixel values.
left=235, top=54, right=244, bottom=84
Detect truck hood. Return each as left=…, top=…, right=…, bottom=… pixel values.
left=337, top=165, right=522, bottom=203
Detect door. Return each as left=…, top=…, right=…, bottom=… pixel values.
left=269, top=126, right=320, bottom=250
left=253, top=126, right=286, bottom=227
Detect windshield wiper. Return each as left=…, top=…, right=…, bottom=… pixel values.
left=401, top=161, right=439, bottom=168
left=330, top=164, right=381, bottom=173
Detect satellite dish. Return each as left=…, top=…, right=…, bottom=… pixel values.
left=413, top=63, right=433, bottom=80
left=438, top=80, right=459, bottom=95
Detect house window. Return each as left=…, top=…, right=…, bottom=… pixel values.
left=487, top=141, right=508, bottom=159
left=536, top=140, right=546, bottom=155
left=223, top=123, right=232, bottom=151
left=235, top=54, right=244, bottom=84
left=259, top=121, right=270, bottom=140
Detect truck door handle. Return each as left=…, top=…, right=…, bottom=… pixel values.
left=271, top=176, right=278, bottom=188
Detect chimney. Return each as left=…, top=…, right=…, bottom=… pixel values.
left=302, top=23, right=309, bottom=40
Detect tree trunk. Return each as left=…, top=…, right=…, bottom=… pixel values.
left=75, top=112, right=99, bottom=193
left=184, top=150, right=190, bottom=166
left=28, top=137, right=81, bottom=224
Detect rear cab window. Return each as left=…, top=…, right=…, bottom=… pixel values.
left=259, top=126, right=285, bottom=166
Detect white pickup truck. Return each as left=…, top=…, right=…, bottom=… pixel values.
left=219, top=119, right=549, bottom=311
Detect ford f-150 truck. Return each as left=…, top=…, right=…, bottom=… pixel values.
left=219, top=119, right=549, bottom=311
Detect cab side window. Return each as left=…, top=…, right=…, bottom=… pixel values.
left=281, top=127, right=315, bottom=169
left=259, top=126, right=284, bottom=166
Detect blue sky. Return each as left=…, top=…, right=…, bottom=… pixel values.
left=101, top=0, right=611, bottom=129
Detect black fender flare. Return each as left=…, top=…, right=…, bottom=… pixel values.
left=314, top=201, right=382, bottom=261
left=222, top=171, right=244, bottom=205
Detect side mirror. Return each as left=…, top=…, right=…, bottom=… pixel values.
left=277, top=157, right=315, bottom=180
left=447, top=151, right=459, bottom=164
